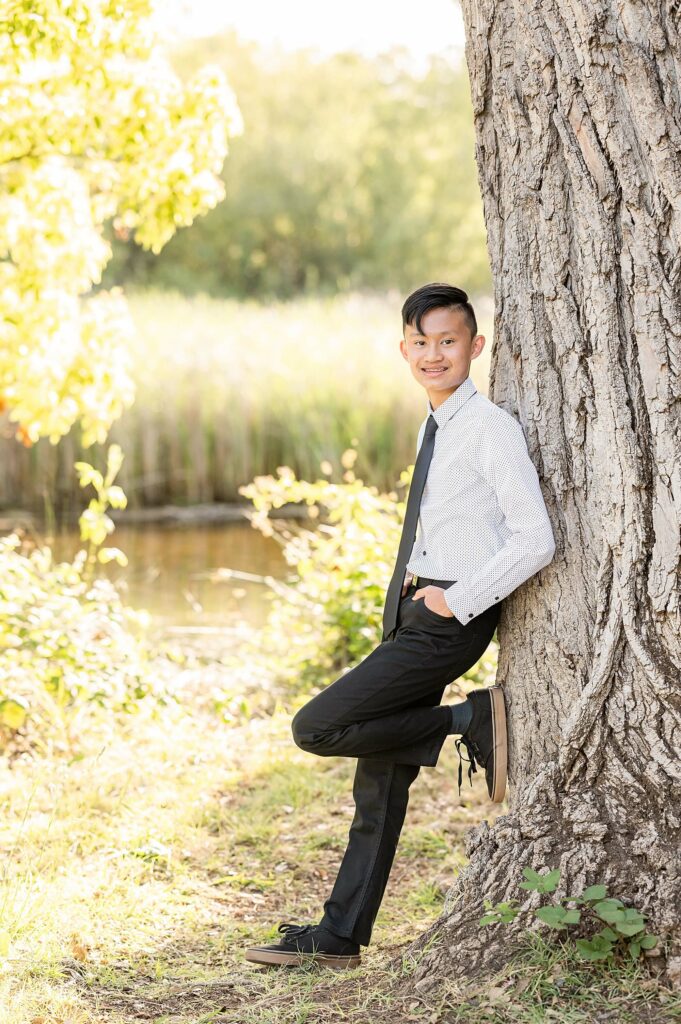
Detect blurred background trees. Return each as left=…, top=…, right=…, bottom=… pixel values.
left=1, top=28, right=492, bottom=517
left=105, top=32, right=490, bottom=300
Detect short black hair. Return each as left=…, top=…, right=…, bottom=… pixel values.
left=402, top=282, right=477, bottom=339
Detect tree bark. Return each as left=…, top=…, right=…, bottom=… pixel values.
left=410, top=0, right=681, bottom=982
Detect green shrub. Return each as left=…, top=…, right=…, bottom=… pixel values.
left=0, top=448, right=155, bottom=751
left=0, top=533, right=155, bottom=751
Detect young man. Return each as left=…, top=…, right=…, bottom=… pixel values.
left=245, top=283, right=556, bottom=970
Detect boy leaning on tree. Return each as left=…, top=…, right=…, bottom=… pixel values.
left=245, top=283, right=556, bottom=969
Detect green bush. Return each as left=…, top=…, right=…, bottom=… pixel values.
left=0, top=448, right=154, bottom=751
left=0, top=534, right=154, bottom=751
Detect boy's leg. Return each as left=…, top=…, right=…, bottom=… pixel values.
left=291, top=591, right=499, bottom=767
left=319, top=683, right=446, bottom=947
left=320, top=759, right=422, bottom=947
left=244, top=583, right=500, bottom=964
left=296, top=587, right=500, bottom=947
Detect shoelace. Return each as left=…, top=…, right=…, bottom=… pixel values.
left=277, top=922, right=313, bottom=942
left=455, top=736, right=480, bottom=795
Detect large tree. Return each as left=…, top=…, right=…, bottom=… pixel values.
left=409, top=0, right=681, bottom=983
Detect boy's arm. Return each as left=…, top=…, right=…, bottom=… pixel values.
left=443, top=416, right=556, bottom=623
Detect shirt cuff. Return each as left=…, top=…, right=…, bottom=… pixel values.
left=443, top=584, right=499, bottom=623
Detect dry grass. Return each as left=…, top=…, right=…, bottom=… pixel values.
left=1, top=647, right=677, bottom=1024
left=0, top=655, right=500, bottom=1024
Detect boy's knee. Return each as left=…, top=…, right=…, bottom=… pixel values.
left=291, top=706, right=317, bottom=751
left=291, top=704, right=329, bottom=754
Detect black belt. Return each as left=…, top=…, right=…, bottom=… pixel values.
left=408, top=575, right=457, bottom=588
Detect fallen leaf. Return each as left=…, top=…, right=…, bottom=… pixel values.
left=70, top=940, right=88, bottom=962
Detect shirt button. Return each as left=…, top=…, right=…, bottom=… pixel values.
left=422, top=550, right=426, bottom=555
left=468, top=613, right=473, bottom=618
left=495, top=596, right=499, bottom=601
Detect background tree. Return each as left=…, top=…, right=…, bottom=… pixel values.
left=0, top=0, right=240, bottom=447
left=106, top=32, right=490, bottom=299
left=408, top=0, right=681, bottom=984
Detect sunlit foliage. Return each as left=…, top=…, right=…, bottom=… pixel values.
left=0, top=532, right=154, bottom=748
left=0, top=0, right=241, bottom=445
left=108, top=34, right=490, bottom=299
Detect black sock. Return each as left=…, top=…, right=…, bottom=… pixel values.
left=447, top=699, right=473, bottom=735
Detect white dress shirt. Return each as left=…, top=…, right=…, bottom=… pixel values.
left=405, top=375, right=556, bottom=623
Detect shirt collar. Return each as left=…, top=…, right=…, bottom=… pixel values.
left=427, top=375, right=477, bottom=427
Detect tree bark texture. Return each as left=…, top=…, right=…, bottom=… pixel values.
left=411, top=0, right=681, bottom=982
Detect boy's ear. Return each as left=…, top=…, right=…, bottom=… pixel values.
left=399, top=337, right=409, bottom=360
left=471, top=334, right=486, bottom=358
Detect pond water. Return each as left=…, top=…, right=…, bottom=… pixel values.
left=50, top=521, right=289, bottom=631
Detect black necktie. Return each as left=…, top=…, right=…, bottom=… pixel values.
left=382, top=413, right=439, bottom=640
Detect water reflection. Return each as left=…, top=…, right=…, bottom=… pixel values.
left=50, top=522, right=287, bottom=628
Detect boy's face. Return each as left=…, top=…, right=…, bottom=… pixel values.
left=400, top=306, right=485, bottom=408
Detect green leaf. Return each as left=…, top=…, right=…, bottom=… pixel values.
left=520, top=867, right=561, bottom=893
left=520, top=867, right=542, bottom=888
left=598, top=927, right=618, bottom=942
left=640, top=934, right=658, bottom=950
left=593, top=900, right=626, bottom=923
left=540, top=869, right=561, bottom=893
left=562, top=909, right=581, bottom=925
left=629, top=941, right=641, bottom=959
left=581, top=884, right=607, bottom=901
left=0, top=696, right=29, bottom=729
left=594, top=898, right=624, bottom=911
left=575, top=938, right=612, bottom=961
left=615, top=921, right=646, bottom=937
left=535, top=906, right=567, bottom=928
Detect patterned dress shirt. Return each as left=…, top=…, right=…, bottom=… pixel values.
left=405, top=375, right=556, bottom=623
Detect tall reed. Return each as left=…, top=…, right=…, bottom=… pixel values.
left=0, top=291, right=492, bottom=518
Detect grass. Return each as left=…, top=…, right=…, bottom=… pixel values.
left=0, top=658, right=501, bottom=1024
left=0, top=646, right=677, bottom=1023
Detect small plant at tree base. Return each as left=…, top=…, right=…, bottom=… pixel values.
left=480, top=867, right=659, bottom=962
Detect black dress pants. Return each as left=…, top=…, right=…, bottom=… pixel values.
left=290, top=577, right=500, bottom=948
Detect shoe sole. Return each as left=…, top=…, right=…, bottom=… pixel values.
left=489, top=685, right=507, bottom=803
left=244, top=946, right=361, bottom=970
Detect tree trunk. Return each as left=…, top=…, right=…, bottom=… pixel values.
left=410, top=0, right=681, bottom=982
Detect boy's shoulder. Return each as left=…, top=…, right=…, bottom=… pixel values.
left=465, top=391, right=525, bottom=435
left=417, top=389, right=526, bottom=442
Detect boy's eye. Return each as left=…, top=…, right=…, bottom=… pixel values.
left=414, top=338, right=456, bottom=345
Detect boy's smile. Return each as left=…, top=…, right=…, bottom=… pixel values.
left=399, top=306, right=485, bottom=409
